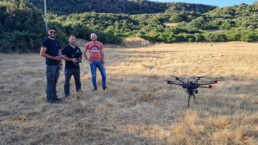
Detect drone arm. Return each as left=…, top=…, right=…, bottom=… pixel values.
left=200, top=85, right=213, bottom=89
left=176, top=78, right=186, bottom=84
left=171, top=76, right=186, bottom=83
left=166, top=81, right=184, bottom=86
left=198, top=81, right=217, bottom=86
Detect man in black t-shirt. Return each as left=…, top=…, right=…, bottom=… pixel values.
left=62, top=35, right=82, bottom=97
left=40, top=27, right=62, bottom=103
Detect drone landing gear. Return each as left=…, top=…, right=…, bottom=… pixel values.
left=187, top=94, right=196, bottom=108
left=187, top=95, right=190, bottom=108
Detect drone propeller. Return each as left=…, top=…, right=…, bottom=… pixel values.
left=171, top=75, right=179, bottom=80
left=200, top=85, right=213, bottom=89
left=198, top=80, right=218, bottom=86
left=196, top=76, right=206, bottom=79
left=171, top=75, right=186, bottom=83
left=194, top=76, right=206, bottom=83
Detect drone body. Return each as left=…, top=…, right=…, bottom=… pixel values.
left=167, top=76, right=218, bottom=107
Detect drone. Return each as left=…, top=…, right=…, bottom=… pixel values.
left=166, top=76, right=218, bottom=107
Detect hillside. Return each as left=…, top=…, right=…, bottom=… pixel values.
left=49, top=2, right=258, bottom=44
left=1, top=0, right=258, bottom=53
left=28, top=0, right=217, bottom=15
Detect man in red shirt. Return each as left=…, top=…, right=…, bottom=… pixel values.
left=84, top=33, right=107, bottom=91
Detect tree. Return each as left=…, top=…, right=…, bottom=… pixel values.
left=241, top=32, right=258, bottom=42
left=221, top=21, right=232, bottom=30
left=0, top=0, right=45, bottom=53
left=169, top=14, right=183, bottom=23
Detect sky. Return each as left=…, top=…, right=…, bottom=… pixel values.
left=152, top=0, right=257, bottom=7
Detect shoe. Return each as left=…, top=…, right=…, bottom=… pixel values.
left=65, top=94, right=70, bottom=97
left=103, top=87, right=107, bottom=90
left=76, top=90, right=82, bottom=93
left=53, top=97, right=62, bottom=102
left=47, top=99, right=59, bottom=104
left=92, top=88, right=97, bottom=91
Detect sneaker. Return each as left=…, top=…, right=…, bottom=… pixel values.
left=103, top=87, right=107, bottom=90
left=53, top=97, right=62, bottom=102
left=47, top=99, right=59, bottom=104
left=92, top=88, right=98, bottom=91
left=65, top=94, right=70, bottom=97
left=76, top=90, right=82, bottom=93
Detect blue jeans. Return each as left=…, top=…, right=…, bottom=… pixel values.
left=46, top=65, right=60, bottom=100
left=64, top=68, right=81, bottom=96
left=90, top=61, right=106, bottom=89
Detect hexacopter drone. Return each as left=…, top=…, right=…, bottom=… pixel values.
left=166, top=76, right=218, bottom=107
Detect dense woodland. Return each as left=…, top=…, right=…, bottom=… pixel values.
left=28, top=0, right=216, bottom=15
left=0, top=0, right=258, bottom=52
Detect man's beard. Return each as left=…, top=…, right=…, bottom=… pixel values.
left=49, top=35, right=56, bottom=39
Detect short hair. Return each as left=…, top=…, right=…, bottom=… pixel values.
left=48, top=26, right=57, bottom=31
left=91, top=33, right=97, bottom=37
left=68, top=34, right=76, bottom=39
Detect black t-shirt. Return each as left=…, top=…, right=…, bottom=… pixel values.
left=62, top=45, right=82, bottom=69
left=42, top=38, right=61, bottom=66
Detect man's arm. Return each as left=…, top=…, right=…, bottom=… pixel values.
left=100, top=49, right=105, bottom=63
left=83, top=44, right=90, bottom=62
left=58, top=49, right=63, bottom=64
left=100, top=44, right=105, bottom=63
left=58, top=49, right=63, bottom=70
left=40, top=47, right=61, bottom=61
left=62, top=55, right=77, bottom=63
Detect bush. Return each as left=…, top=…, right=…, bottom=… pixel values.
left=194, top=33, right=205, bottom=42
left=169, top=14, right=183, bottom=23
left=204, top=33, right=227, bottom=42
left=0, top=0, right=45, bottom=53
left=221, top=21, right=232, bottom=30
left=226, top=32, right=241, bottom=41
left=241, top=32, right=258, bottom=42
left=0, top=31, right=43, bottom=53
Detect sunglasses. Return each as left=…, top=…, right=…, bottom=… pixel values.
left=49, top=31, right=56, bottom=34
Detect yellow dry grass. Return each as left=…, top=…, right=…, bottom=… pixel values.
left=164, top=23, right=179, bottom=27
left=0, top=42, right=258, bottom=144
left=122, top=37, right=151, bottom=48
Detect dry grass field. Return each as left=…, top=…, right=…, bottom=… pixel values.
left=1, top=42, right=258, bottom=145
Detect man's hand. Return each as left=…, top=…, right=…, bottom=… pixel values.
left=54, top=56, right=62, bottom=61
left=102, top=62, right=105, bottom=68
left=72, top=58, right=77, bottom=63
left=85, top=58, right=91, bottom=64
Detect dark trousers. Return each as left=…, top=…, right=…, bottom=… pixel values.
left=64, top=68, right=81, bottom=96
left=46, top=65, right=60, bottom=100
